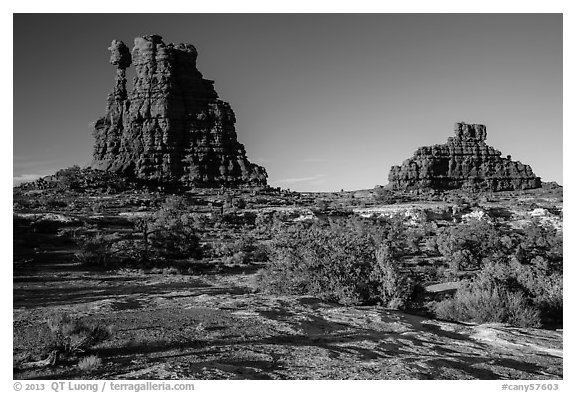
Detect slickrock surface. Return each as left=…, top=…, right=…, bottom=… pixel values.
left=388, top=122, right=541, bottom=191
left=92, top=35, right=267, bottom=188
left=13, top=269, right=562, bottom=380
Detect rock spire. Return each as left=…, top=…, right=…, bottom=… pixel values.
left=92, top=35, right=267, bottom=188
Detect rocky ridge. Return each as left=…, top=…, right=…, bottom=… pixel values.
left=388, top=122, right=541, bottom=192
left=92, top=35, right=267, bottom=188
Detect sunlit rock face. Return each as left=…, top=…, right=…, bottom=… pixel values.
left=92, top=35, right=267, bottom=188
left=388, top=122, right=541, bottom=192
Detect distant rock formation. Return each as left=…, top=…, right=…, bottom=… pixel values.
left=92, top=35, right=267, bottom=188
left=388, top=122, right=541, bottom=191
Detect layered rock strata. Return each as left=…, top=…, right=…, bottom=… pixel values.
left=92, top=35, right=267, bottom=188
left=388, top=122, right=541, bottom=191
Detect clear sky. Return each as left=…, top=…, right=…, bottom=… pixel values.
left=13, top=13, right=562, bottom=191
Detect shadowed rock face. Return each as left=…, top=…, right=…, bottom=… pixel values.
left=92, top=35, right=267, bottom=188
left=388, top=122, right=541, bottom=192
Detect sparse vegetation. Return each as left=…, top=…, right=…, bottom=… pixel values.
left=14, top=177, right=563, bottom=380
left=144, top=196, right=202, bottom=260
left=217, top=235, right=268, bottom=265
left=431, top=219, right=504, bottom=274
left=78, top=355, right=102, bottom=372
left=74, top=232, right=118, bottom=267
left=74, top=196, right=203, bottom=268
left=434, top=268, right=542, bottom=327
left=47, top=185, right=562, bottom=328
left=45, top=312, right=112, bottom=356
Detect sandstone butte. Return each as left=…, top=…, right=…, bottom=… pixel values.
left=388, top=122, right=541, bottom=192
left=92, top=35, right=268, bottom=188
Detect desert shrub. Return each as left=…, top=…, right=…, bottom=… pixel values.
left=430, top=215, right=561, bottom=276
left=55, top=165, right=84, bottom=190
left=514, top=220, right=562, bottom=270
left=257, top=218, right=414, bottom=307
left=147, top=202, right=201, bottom=259
left=423, top=207, right=563, bottom=327
left=217, top=212, right=257, bottom=228
left=373, top=214, right=414, bottom=258
left=434, top=219, right=504, bottom=273
left=445, top=249, right=475, bottom=277
left=254, top=212, right=275, bottom=233
left=222, top=251, right=248, bottom=266
left=405, top=228, right=423, bottom=254
left=25, top=196, right=68, bottom=210
left=78, top=355, right=102, bottom=372
left=257, top=222, right=373, bottom=305
left=218, top=236, right=269, bottom=265
left=75, top=197, right=202, bottom=267
left=513, top=259, right=562, bottom=322
left=434, top=268, right=541, bottom=327
left=251, top=242, right=270, bottom=262
left=131, top=196, right=202, bottom=262
left=233, top=197, right=247, bottom=209
left=46, top=313, right=112, bottom=355
left=53, top=166, right=132, bottom=193
left=314, top=199, right=330, bottom=211
left=74, top=233, right=116, bottom=267
left=484, top=257, right=562, bottom=324
left=30, top=218, right=63, bottom=234
left=433, top=249, right=563, bottom=328
left=371, top=245, right=415, bottom=309
left=232, top=236, right=260, bottom=255
left=161, top=266, right=180, bottom=275
left=89, top=201, right=105, bottom=213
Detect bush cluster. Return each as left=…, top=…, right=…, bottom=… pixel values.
left=257, top=217, right=416, bottom=308
left=431, top=219, right=503, bottom=274
left=68, top=188, right=561, bottom=329
left=215, top=236, right=269, bottom=265
left=141, top=196, right=201, bottom=260
left=431, top=219, right=562, bottom=327
left=434, top=267, right=541, bottom=327
left=74, top=232, right=118, bottom=267
left=46, top=312, right=112, bottom=355
left=75, top=196, right=202, bottom=267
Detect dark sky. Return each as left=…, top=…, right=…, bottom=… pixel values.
left=13, top=13, right=562, bottom=191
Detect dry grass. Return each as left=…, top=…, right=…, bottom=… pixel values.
left=77, top=355, right=102, bottom=372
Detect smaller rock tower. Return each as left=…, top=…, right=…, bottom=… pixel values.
left=388, top=122, right=541, bottom=191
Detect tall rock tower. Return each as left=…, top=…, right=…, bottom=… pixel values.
left=388, top=122, right=541, bottom=191
left=92, top=35, right=267, bottom=188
